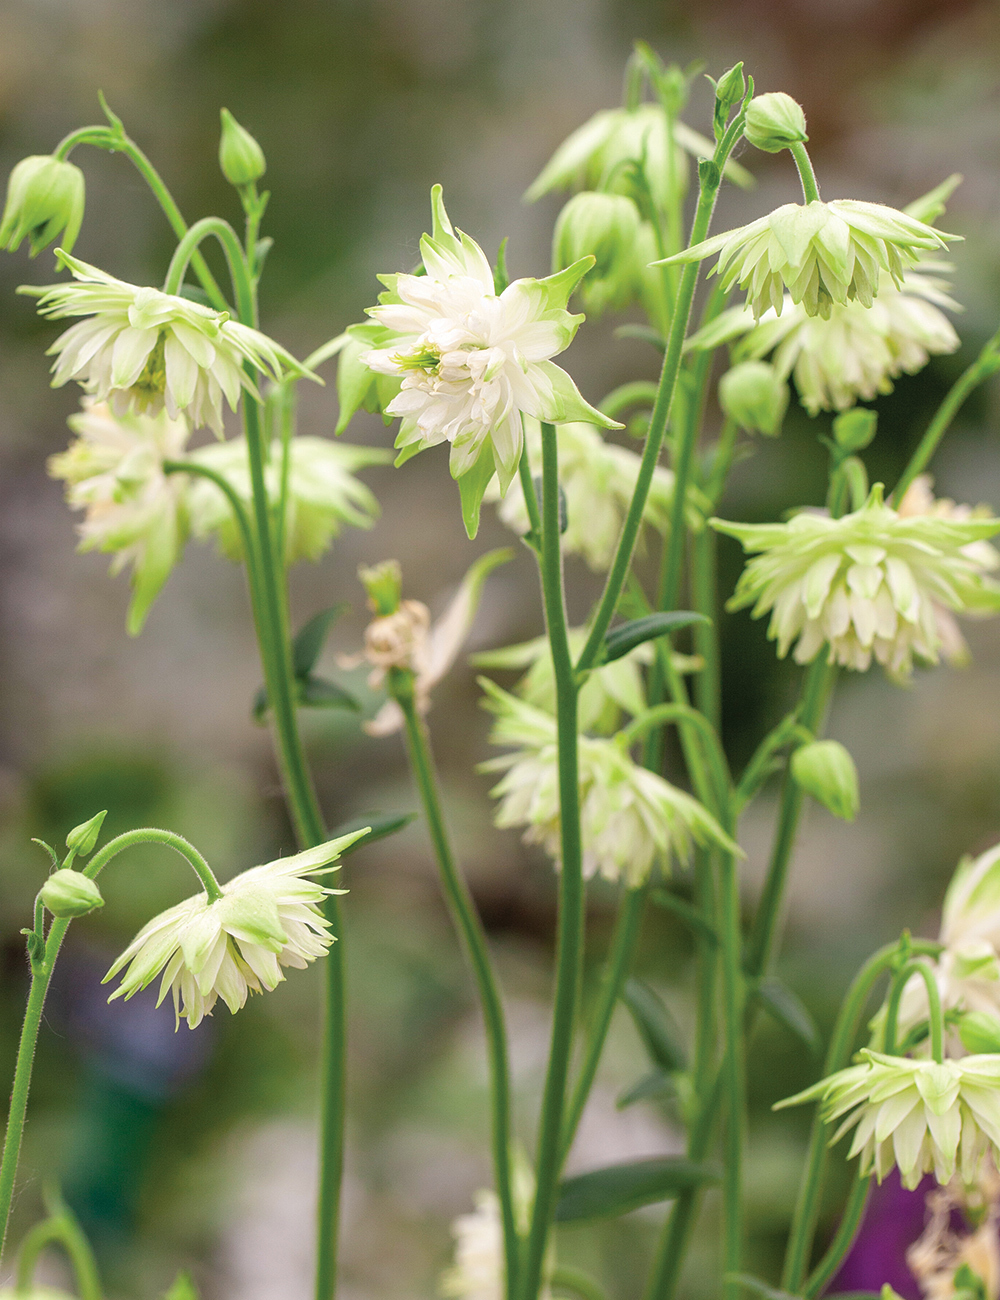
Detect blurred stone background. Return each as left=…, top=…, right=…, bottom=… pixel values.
left=1, top=1, right=1000, bottom=1297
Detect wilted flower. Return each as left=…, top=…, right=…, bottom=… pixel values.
left=487, top=418, right=688, bottom=572
left=0, top=155, right=85, bottom=257
left=358, top=187, right=614, bottom=530
left=714, top=484, right=1000, bottom=679
left=48, top=399, right=191, bottom=634
left=27, top=251, right=313, bottom=434
left=104, top=832, right=366, bottom=1029
left=776, top=1050, right=1000, bottom=1190
left=478, top=681, right=736, bottom=886
left=659, top=200, right=958, bottom=321
left=187, top=435, right=388, bottom=563
left=907, top=1165, right=1000, bottom=1300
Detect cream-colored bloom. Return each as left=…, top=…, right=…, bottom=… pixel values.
left=187, top=435, right=387, bottom=563
left=48, top=398, right=191, bottom=635
left=659, top=200, right=958, bottom=320
left=104, top=833, right=366, bottom=1029
left=714, top=484, right=1000, bottom=678
left=777, top=1050, right=1000, bottom=1190
left=487, top=418, right=687, bottom=572
left=440, top=1159, right=546, bottom=1300
left=28, top=251, right=312, bottom=434
left=479, top=681, right=736, bottom=886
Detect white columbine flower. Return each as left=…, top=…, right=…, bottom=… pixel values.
left=486, top=418, right=689, bottom=572
left=776, top=1050, right=1000, bottom=1190
left=186, top=435, right=389, bottom=563
left=713, top=484, right=1000, bottom=679
left=478, top=681, right=736, bottom=886
left=659, top=200, right=958, bottom=320
left=440, top=1158, right=546, bottom=1300
left=104, top=832, right=366, bottom=1029
left=357, top=186, right=615, bottom=534
left=26, top=250, right=313, bottom=435
left=48, top=398, right=191, bottom=635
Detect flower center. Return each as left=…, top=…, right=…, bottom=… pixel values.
left=393, top=343, right=443, bottom=376
left=131, top=332, right=168, bottom=409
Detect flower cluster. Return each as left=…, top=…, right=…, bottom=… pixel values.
left=104, top=832, right=366, bottom=1029
left=478, top=681, right=735, bottom=886
left=714, top=484, right=1000, bottom=678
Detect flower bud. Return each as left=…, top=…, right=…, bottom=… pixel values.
left=833, top=408, right=878, bottom=453
left=790, top=739, right=859, bottom=821
left=40, top=868, right=104, bottom=919
left=359, top=559, right=402, bottom=616
left=958, top=1010, right=1000, bottom=1055
left=0, top=155, right=85, bottom=256
left=718, top=360, right=789, bottom=437
left=715, top=64, right=746, bottom=114
left=218, top=109, right=266, bottom=187
left=65, top=809, right=107, bottom=857
left=744, top=92, right=808, bottom=154
left=552, top=192, right=643, bottom=317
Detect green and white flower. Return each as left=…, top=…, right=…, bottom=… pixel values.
left=357, top=186, right=615, bottom=533
left=104, top=832, right=366, bottom=1029
left=440, top=1160, right=544, bottom=1300
left=27, top=251, right=313, bottom=434
left=48, top=399, right=191, bottom=635
left=486, top=418, right=689, bottom=572
left=659, top=200, right=958, bottom=320
left=0, top=154, right=85, bottom=257
left=187, top=435, right=388, bottom=564
left=478, top=681, right=735, bottom=886
left=776, top=1050, right=1000, bottom=1190
left=714, top=484, right=1000, bottom=678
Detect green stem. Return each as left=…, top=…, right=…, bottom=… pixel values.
left=690, top=528, right=720, bottom=729
left=518, top=436, right=543, bottom=541
left=618, top=704, right=731, bottom=811
left=883, top=959, right=944, bottom=1061
left=718, top=839, right=745, bottom=1300
left=16, top=1202, right=102, bottom=1300
left=705, top=418, right=739, bottom=509
left=163, top=216, right=250, bottom=315
left=551, top=1265, right=609, bottom=1300
left=394, top=679, right=519, bottom=1297
left=164, top=460, right=257, bottom=563
left=803, top=1172, right=869, bottom=1299
left=598, top=381, right=660, bottom=422
left=84, top=826, right=223, bottom=899
left=789, top=142, right=821, bottom=205
left=520, top=423, right=584, bottom=1300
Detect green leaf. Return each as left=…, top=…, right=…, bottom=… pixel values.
left=603, top=612, right=708, bottom=664
left=621, top=977, right=687, bottom=1072
left=329, top=811, right=417, bottom=852
left=616, top=1069, right=677, bottom=1110
left=555, top=1157, right=718, bottom=1221
left=751, top=978, right=821, bottom=1057
left=298, top=676, right=361, bottom=710
left=293, top=604, right=350, bottom=678
left=457, top=445, right=497, bottom=539
left=650, top=890, right=718, bottom=946
left=729, top=1275, right=801, bottom=1300
left=163, top=1273, right=200, bottom=1300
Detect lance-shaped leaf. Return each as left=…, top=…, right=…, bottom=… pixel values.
left=621, top=977, right=687, bottom=1072
left=651, top=889, right=719, bottom=946
left=617, top=1069, right=678, bottom=1110
left=555, top=1157, right=718, bottom=1221
left=254, top=603, right=359, bottom=721
left=750, top=977, right=821, bottom=1057
left=293, top=603, right=350, bottom=677
left=602, top=611, right=708, bottom=663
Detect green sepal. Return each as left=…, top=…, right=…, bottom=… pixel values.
left=328, top=810, right=417, bottom=853
left=31, top=838, right=59, bottom=868
left=533, top=255, right=596, bottom=310
left=493, top=236, right=510, bottom=293
left=555, top=1156, right=718, bottom=1222
left=621, top=976, right=687, bottom=1072
left=750, top=977, right=821, bottom=1056
left=602, top=611, right=708, bottom=664
left=457, top=445, right=497, bottom=539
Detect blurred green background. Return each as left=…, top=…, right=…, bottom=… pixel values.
left=1, top=1, right=1000, bottom=1297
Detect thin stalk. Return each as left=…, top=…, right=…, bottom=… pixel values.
left=618, top=704, right=731, bottom=811
left=84, top=826, right=222, bottom=897
left=520, top=423, right=584, bottom=1300
left=395, top=679, right=519, bottom=1296
left=704, top=418, right=739, bottom=508
left=789, top=142, right=821, bottom=205
left=16, top=1204, right=102, bottom=1300
left=599, top=381, right=660, bottom=422
left=163, top=217, right=250, bottom=313
left=690, top=528, right=720, bottom=729
left=551, top=1266, right=609, bottom=1300
left=517, top=436, right=542, bottom=541
left=803, top=1173, right=869, bottom=1299
left=718, top=838, right=745, bottom=1300
left=883, top=959, right=944, bottom=1061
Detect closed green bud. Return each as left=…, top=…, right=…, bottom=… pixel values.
left=714, top=63, right=746, bottom=117
left=833, top=408, right=878, bottom=453
left=40, top=868, right=104, bottom=919
left=553, top=192, right=644, bottom=316
left=218, top=109, right=266, bottom=187
left=65, top=809, right=108, bottom=856
left=0, top=155, right=85, bottom=256
left=790, top=739, right=859, bottom=821
left=744, top=92, right=808, bottom=154
left=359, top=559, right=402, bottom=616
left=718, top=360, right=789, bottom=436
left=958, top=1010, right=1000, bottom=1055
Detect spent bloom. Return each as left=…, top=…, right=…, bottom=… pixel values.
left=187, top=435, right=388, bottom=564
left=48, top=399, right=191, bottom=635
left=659, top=199, right=958, bottom=321
left=104, top=832, right=366, bottom=1029
left=27, top=251, right=313, bottom=435
left=907, top=1167, right=1000, bottom=1300
left=357, top=186, right=615, bottom=533
left=714, top=484, right=1000, bottom=679
left=776, top=1050, right=1000, bottom=1190
left=487, top=418, right=688, bottom=572
left=478, top=681, right=736, bottom=886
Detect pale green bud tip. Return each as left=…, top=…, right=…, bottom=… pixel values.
left=833, top=408, right=878, bottom=453
left=959, top=1010, right=1000, bottom=1055
left=0, top=155, right=86, bottom=256
left=40, top=868, right=104, bottom=918
left=359, top=559, right=402, bottom=616
left=744, top=92, right=808, bottom=153
left=718, top=360, right=788, bottom=436
left=790, top=740, right=859, bottom=821
left=714, top=63, right=746, bottom=112
left=218, top=109, right=266, bottom=187
left=65, top=809, right=108, bottom=856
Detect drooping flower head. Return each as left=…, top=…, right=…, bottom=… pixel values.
left=356, top=186, right=617, bottom=536
left=0, top=155, right=85, bottom=257
left=478, top=681, right=736, bottom=886
left=714, top=485, right=1000, bottom=679
left=25, top=251, right=314, bottom=434
left=659, top=200, right=958, bottom=321
left=104, top=832, right=367, bottom=1029
left=48, top=398, right=191, bottom=634
left=777, top=1051, right=1000, bottom=1190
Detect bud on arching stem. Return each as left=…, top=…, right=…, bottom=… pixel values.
left=790, top=739, right=859, bottom=821
left=744, top=92, right=808, bottom=154
left=40, top=868, right=104, bottom=919
left=218, top=109, right=266, bottom=187
left=718, top=360, right=788, bottom=437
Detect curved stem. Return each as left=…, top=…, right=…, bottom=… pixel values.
left=16, top=1202, right=102, bottom=1300
left=803, top=1171, right=870, bottom=1299
left=83, top=826, right=222, bottom=900
left=789, top=142, right=821, bottom=205
left=599, top=381, right=660, bottom=422
left=163, top=217, right=251, bottom=320
left=617, top=704, right=731, bottom=810
left=551, top=1265, right=609, bottom=1300
left=883, top=959, right=944, bottom=1061
left=520, top=423, right=584, bottom=1300
left=164, top=460, right=257, bottom=564
left=394, top=679, right=519, bottom=1296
